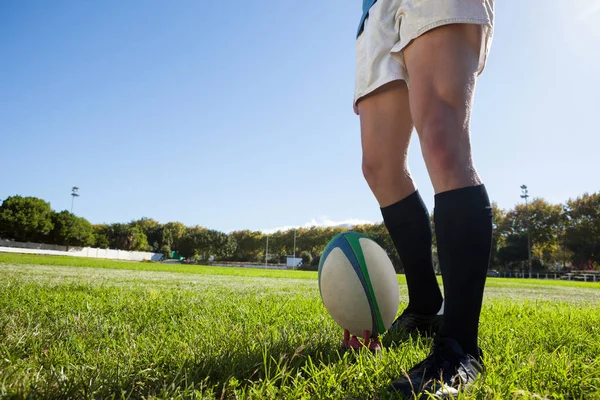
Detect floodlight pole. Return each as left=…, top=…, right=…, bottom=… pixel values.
left=293, top=229, right=296, bottom=261
left=265, top=234, right=269, bottom=268
left=520, top=185, right=532, bottom=278
left=71, top=186, right=80, bottom=214
left=67, top=186, right=80, bottom=251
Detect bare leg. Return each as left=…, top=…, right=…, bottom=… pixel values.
left=358, top=80, right=415, bottom=206
left=404, top=23, right=483, bottom=194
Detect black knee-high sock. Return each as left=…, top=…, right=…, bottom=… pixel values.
left=381, top=191, right=443, bottom=315
left=434, top=184, right=493, bottom=357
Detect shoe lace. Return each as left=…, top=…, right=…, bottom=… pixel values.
left=413, top=339, right=461, bottom=374
left=391, top=312, right=410, bottom=327
left=391, top=310, right=421, bottom=329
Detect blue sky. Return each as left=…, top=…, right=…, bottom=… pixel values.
left=1, top=0, right=599, bottom=233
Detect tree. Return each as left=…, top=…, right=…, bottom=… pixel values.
left=159, top=222, right=187, bottom=257
left=93, top=224, right=110, bottom=249
left=179, top=226, right=209, bottom=260
left=126, top=224, right=151, bottom=251
left=50, top=211, right=95, bottom=247
left=209, top=230, right=237, bottom=260
left=105, top=223, right=151, bottom=251
left=520, top=199, right=563, bottom=258
left=229, top=230, right=265, bottom=261
left=497, top=233, right=528, bottom=270
left=490, top=203, right=507, bottom=268
left=563, top=192, right=600, bottom=268
left=131, top=218, right=162, bottom=251
left=180, top=226, right=236, bottom=261
left=264, top=230, right=290, bottom=263
left=0, top=196, right=54, bottom=242
left=300, top=250, right=313, bottom=266
left=499, top=198, right=564, bottom=270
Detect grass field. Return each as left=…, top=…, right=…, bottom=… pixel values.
left=1, top=253, right=599, bottom=399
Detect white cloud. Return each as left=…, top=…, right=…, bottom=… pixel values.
left=261, top=216, right=375, bottom=234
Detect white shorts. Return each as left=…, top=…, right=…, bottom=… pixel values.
left=354, top=0, right=494, bottom=105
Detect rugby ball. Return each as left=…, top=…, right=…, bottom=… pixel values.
left=318, top=232, right=399, bottom=337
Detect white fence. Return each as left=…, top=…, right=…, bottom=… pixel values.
left=0, top=239, right=163, bottom=262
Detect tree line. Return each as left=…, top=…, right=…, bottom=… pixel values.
left=0, top=193, right=598, bottom=272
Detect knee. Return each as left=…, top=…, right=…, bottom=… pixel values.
left=419, top=113, right=470, bottom=172
left=362, top=154, right=386, bottom=189
left=361, top=153, right=404, bottom=190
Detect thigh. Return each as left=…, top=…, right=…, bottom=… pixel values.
left=404, top=23, right=482, bottom=136
left=396, top=0, right=494, bottom=134
left=403, top=23, right=486, bottom=193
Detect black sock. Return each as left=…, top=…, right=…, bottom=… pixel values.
left=381, top=191, right=443, bottom=315
left=434, top=184, right=493, bottom=357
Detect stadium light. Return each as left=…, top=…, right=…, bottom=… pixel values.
left=71, top=186, right=80, bottom=214
left=520, top=185, right=532, bottom=278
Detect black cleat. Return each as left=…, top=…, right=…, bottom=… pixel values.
left=388, top=308, right=443, bottom=336
left=387, top=337, right=484, bottom=398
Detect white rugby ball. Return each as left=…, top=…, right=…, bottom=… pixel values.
left=318, top=232, right=399, bottom=337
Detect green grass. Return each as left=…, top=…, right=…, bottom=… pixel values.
left=1, top=255, right=600, bottom=399
left=3, top=252, right=599, bottom=290
left=0, top=252, right=318, bottom=279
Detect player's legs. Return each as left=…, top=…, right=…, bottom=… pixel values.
left=388, top=22, right=493, bottom=397
left=357, top=81, right=444, bottom=321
